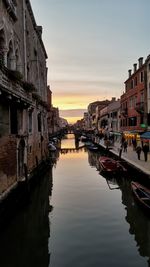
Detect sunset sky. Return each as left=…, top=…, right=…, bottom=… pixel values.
left=31, top=0, right=150, bottom=123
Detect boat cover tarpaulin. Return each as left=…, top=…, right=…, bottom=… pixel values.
left=140, top=131, right=150, bottom=139
left=109, top=131, right=121, bottom=136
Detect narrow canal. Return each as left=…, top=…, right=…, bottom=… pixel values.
left=0, top=134, right=150, bottom=267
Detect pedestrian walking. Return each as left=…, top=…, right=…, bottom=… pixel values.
left=123, top=140, right=128, bottom=152
left=132, top=137, right=137, bottom=151
left=136, top=146, right=142, bottom=160
left=143, top=143, right=149, bottom=162
left=119, top=144, right=123, bottom=159
left=121, top=134, right=125, bottom=146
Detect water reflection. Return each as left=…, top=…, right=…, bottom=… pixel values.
left=118, top=178, right=150, bottom=266
left=61, top=133, right=76, bottom=149
left=87, top=150, right=100, bottom=169
left=0, top=168, right=53, bottom=267
left=60, top=134, right=85, bottom=156
left=0, top=134, right=150, bottom=267
left=87, top=148, right=150, bottom=266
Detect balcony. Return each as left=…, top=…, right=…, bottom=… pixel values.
left=120, top=108, right=128, bottom=117
left=0, top=65, right=32, bottom=107
left=3, top=0, right=17, bottom=21
left=135, top=102, right=144, bottom=114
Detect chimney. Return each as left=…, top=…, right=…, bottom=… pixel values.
left=138, top=57, right=143, bottom=68
left=128, top=69, right=132, bottom=77
left=133, top=63, right=137, bottom=73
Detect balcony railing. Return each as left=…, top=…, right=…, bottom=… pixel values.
left=3, top=0, right=17, bottom=21
left=135, top=102, right=144, bottom=114
left=120, top=108, right=128, bottom=117
left=0, top=66, right=32, bottom=106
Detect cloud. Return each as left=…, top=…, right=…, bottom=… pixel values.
left=60, top=109, right=87, bottom=117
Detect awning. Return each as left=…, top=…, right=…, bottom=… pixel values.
left=140, top=131, right=150, bottom=140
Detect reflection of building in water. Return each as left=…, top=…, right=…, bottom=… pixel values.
left=49, top=150, right=60, bottom=167
left=75, top=138, right=79, bottom=149
left=87, top=151, right=100, bottom=170
left=0, top=168, right=53, bottom=267
left=60, top=146, right=85, bottom=154
left=118, top=179, right=150, bottom=266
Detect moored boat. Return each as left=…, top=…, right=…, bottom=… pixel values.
left=48, top=142, right=57, bottom=151
left=131, top=181, right=150, bottom=211
left=99, top=156, right=126, bottom=173
left=87, top=143, right=99, bottom=151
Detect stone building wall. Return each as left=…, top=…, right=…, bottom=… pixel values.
left=0, top=135, right=17, bottom=194
left=0, top=0, right=49, bottom=196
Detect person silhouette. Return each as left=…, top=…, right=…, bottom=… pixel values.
left=123, top=140, right=128, bottom=152
left=143, top=143, right=149, bottom=162
left=136, top=146, right=142, bottom=160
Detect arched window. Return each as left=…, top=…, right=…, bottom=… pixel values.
left=15, top=48, right=19, bottom=70
left=37, top=113, right=41, bottom=132
left=15, top=48, right=21, bottom=71
left=7, top=41, right=13, bottom=69
left=0, top=29, right=5, bottom=65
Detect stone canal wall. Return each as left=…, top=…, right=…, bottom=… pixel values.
left=0, top=136, right=17, bottom=194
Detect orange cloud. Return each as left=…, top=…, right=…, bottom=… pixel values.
left=62, top=116, right=83, bottom=124
left=50, top=79, right=121, bottom=110
left=53, top=95, right=89, bottom=109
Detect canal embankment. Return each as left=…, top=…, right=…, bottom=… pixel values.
left=97, top=139, right=150, bottom=179
left=0, top=158, right=52, bottom=226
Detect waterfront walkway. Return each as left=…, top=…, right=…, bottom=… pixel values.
left=98, top=139, right=150, bottom=177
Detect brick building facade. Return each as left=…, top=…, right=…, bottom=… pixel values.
left=120, top=57, right=147, bottom=133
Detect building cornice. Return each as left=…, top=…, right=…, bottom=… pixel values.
left=25, top=0, right=48, bottom=59
left=124, top=63, right=146, bottom=84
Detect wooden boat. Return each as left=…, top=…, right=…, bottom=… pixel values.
left=99, top=156, right=126, bottom=172
left=87, top=143, right=99, bottom=151
left=131, top=181, right=150, bottom=210
left=48, top=142, right=57, bottom=151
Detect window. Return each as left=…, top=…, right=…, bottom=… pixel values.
left=129, top=97, right=133, bottom=108
left=18, top=110, right=23, bottom=133
left=134, top=96, right=137, bottom=107
left=112, top=111, right=117, bottom=118
left=140, top=92, right=144, bottom=102
left=131, top=95, right=137, bottom=108
left=43, top=116, right=46, bottom=131
left=10, top=106, right=18, bottom=134
left=131, top=80, right=134, bottom=89
left=37, top=113, right=41, bottom=132
left=28, top=112, right=32, bottom=133
left=140, top=71, right=144, bottom=83
left=0, top=103, right=9, bottom=136
left=128, top=117, right=137, bottom=126
left=134, top=77, right=137, bottom=86
left=34, top=48, right=37, bottom=57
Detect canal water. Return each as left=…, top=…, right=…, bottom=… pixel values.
left=0, top=134, right=150, bottom=267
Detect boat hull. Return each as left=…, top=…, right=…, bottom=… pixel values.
left=99, top=156, right=126, bottom=173
left=131, top=181, right=150, bottom=211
